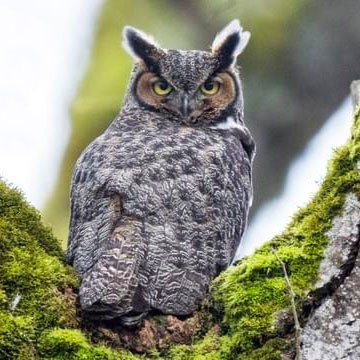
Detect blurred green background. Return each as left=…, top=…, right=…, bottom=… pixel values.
left=43, top=0, right=360, bottom=245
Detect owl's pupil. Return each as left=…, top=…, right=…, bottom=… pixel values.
left=159, top=81, right=168, bottom=90
left=204, top=82, right=214, bottom=91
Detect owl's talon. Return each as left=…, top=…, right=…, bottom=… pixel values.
left=119, top=312, right=148, bottom=328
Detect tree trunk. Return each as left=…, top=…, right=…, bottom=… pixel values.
left=299, top=81, right=360, bottom=360
left=0, top=83, right=359, bottom=359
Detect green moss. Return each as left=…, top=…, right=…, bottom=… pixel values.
left=0, top=288, right=7, bottom=308
left=38, top=329, right=138, bottom=360
left=239, top=338, right=291, bottom=360
left=0, top=219, right=79, bottom=331
left=0, top=181, right=63, bottom=257
left=0, top=180, right=79, bottom=359
left=166, top=331, right=221, bottom=360
left=0, top=313, right=35, bottom=360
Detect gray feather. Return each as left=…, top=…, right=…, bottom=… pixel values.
left=67, top=22, right=255, bottom=323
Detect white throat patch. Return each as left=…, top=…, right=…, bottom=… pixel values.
left=210, top=116, right=244, bottom=131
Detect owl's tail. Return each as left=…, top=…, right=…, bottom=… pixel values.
left=78, top=219, right=146, bottom=320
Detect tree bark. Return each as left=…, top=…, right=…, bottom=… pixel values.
left=351, top=81, right=360, bottom=111
left=299, top=81, right=360, bottom=360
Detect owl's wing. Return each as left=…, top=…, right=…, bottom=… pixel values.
left=66, top=139, right=121, bottom=268
left=78, top=217, right=145, bottom=316
left=66, top=146, right=143, bottom=316
left=234, top=123, right=256, bottom=163
left=66, top=160, right=97, bottom=267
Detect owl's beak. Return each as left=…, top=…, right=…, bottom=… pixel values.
left=180, top=95, right=192, bottom=117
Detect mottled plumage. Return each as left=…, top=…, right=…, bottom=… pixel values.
left=67, top=20, right=255, bottom=324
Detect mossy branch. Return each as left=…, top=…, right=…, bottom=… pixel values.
left=271, top=248, right=301, bottom=360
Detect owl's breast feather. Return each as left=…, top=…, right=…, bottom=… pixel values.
left=69, top=115, right=253, bottom=318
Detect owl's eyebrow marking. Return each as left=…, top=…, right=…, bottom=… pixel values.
left=144, top=72, right=177, bottom=90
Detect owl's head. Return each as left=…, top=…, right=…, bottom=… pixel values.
left=122, top=20, right=250, bottom=126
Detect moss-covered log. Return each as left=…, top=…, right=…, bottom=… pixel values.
left=1, top=84, right=360, bottom=359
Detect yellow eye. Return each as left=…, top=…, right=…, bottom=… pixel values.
left=200, top=80, right=220, bottom=95
left=153, top=80, right=172, bottom=96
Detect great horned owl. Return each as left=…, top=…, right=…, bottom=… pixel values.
left=67, top=20, right=255, bottom=326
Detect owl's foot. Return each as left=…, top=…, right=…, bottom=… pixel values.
left=119, top=312, right=148, bottom=328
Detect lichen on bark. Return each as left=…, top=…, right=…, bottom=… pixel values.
left=1, top=108, right=360, bottom=358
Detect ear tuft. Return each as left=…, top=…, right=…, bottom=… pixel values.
left=122, top=26, right=159, bottom=58
left=122, top=26, right=164, bottom=71
left=212, top=20, right=250, bottom=69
